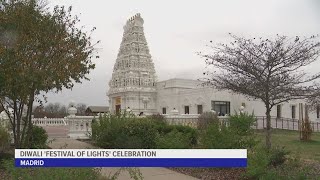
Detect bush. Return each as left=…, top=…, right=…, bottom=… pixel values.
left=27, top=125, right=48, bottom=149
left=156, top=129, right=195, bottom=149
left=228, top=112, right=256, bottom=136
left=92, top=113, right=158, bottom=149
left=92, top=113, right=199, bottom=149
left=153, top=123, right=198, bottom=147
left=245, top=147, right=270, bottom=179
left=200, top=122, right=236, bottom=149
left=91, top=113, right=128, bottom=148
left=228, top=112, right=258, bottom=149
left=121, top=118, right=158, bottom=149
left=197, top=111, right=219, bottom=130
left=200, top=113, right=257, bottom=149
left=0, top=153, right=13, bottom=170
left=173, top=125, right=198, bottom=146
left=244, top=146, right=307, bottom=179
left=268, top=146, right=289, bottom=167
left=0, top=124, right=10, bottom=153
left=147, top=114, right=166, bottom=124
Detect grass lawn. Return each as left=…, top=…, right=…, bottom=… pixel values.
left=256, top=129, right=320, bottom=162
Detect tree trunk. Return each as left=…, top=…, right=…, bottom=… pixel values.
left=24, top=93, right=35, bottom=148
left=20, top=111, right=28, bottom=147
left=265, top=107, right=272, bottom=150
left=14, top=101, right=22, bottom=148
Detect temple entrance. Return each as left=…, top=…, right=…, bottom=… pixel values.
left=115, top=105, right=121, bottom=114
left=115, top=96, right=121, bottom=114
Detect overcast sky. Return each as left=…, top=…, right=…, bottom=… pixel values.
left=43, top=0, right=320, bottom=106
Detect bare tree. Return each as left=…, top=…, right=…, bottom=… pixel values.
left=58, top=105, right=67, bottom=117
left=33, top=104, right=65, bottom=118
left=199, top=34, right=320, bottom=149
left=76, top=103, right=87, bottom=116
left=44, top=103, right=55, bottom=114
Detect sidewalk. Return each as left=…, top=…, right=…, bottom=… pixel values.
left=48, top=138, right=199, bottom=180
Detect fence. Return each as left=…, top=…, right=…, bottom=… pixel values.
left=254, top=116, right=320, bottom=132
left=164, top=115, right=320, bottom=132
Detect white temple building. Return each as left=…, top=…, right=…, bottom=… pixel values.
left=107, top=14, right=320, bottom=121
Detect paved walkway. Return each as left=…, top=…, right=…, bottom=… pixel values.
left=48, top=138, right=198, bottom=180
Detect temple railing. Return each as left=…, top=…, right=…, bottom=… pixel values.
left=32, top=118, right=67, bottom=126
left=31, top=116, right=95, bottom=139
left=67, top=116, right=94, bottom=139
left=1, top=114, right=319, bottom=140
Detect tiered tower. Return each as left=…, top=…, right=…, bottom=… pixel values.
left=108, top=13, right=157, bottom=115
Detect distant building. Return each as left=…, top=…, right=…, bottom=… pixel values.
left=85, top=106, right=109, bottom=116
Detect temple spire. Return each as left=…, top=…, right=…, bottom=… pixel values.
left=108, top=13, right=157, bottom=115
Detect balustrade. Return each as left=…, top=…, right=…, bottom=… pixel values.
left=1, top=113, right=319, bottom=140
left=32, top=118, right=66, bottom=126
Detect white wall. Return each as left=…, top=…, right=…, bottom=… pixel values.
left=156, top=79, right=319, bottom=121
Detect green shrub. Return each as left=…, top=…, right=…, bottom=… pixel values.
left=173, top=125, right=198, bottom=146
left=228, top=112, right=256, bottom=136
left=0, top=153, right=13, bottom=169
left=92, top=113, right=198, bottom=149
left=197, top=111, right=219, bottom=130
left=147, top=114, right=166, bottom=124
left=91, top=113, right=127, bottom=148
left=245, top=147, right=270, bottom=179
left=153, top=122, right=173, bottom=134
left=2, top=159, right=101, bottom=180
left=268, top=146, right=289, bottom=167
left=200, top=122, right=236, bottom=149
left=27, top=125, right=48, bottom=149
left=122, top=118, right=158, bottom=149
left=228, top=112, right=258, bottom=149
left=244, top=146, right=309, bottom=179
left=92, top=113, right=158, bottom=149
left=156, top=129, right=194, bottom=149
left=153, top=123, right=198, bottom=147
left=200, top=113, right=257, bottom=149
left=0, top=124, right=10, bottom=153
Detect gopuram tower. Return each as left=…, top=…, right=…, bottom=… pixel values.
left=108, top=13, right=157, bottom=115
